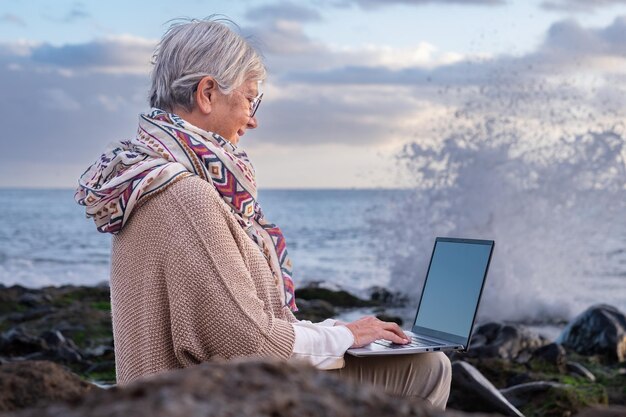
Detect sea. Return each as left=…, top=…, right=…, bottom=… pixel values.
left=1, top=181, right=625, bottom=338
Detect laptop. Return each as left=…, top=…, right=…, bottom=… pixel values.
left=347, top=237, right=494, bottom=356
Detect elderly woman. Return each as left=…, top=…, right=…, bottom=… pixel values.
left=76, top=18, right=451, bottom=410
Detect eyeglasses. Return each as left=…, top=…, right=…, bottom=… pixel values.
left=235, top=89, right=263, bottom=118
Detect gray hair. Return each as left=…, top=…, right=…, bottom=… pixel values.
left=149, top=17, right=266, bottom=112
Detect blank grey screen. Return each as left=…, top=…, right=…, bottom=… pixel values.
left=414, top=241, right=492, bottom=338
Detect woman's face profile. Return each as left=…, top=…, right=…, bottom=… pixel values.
left=209, top=79, right=260, bottom=145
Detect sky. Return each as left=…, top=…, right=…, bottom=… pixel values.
left=1, top=0, right=625, bottom=188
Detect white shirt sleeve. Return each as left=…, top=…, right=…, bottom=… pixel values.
left=298, top=318, right=337, bottom=327
left=289, top=320, right=354, bottom=370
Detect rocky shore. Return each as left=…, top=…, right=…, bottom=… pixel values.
left=0, top=283, right=624, bottom=417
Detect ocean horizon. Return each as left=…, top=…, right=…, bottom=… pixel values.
left=2, top=186, right=624, bottom=329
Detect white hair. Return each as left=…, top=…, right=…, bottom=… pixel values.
left=149, top=17, right=266, bottom=112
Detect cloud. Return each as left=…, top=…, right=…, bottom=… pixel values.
left=0, top=13, right=624, bottom=188
left=24, top=36, right=155, bottom=74
left=275, top=16, right=626, bottom=87
left=247, top=20, right=326, bottom=57
left=540, top=16, right=626, bottom=59
left=541, top=0, right=626, bottom=12
left=328, top=0, right=505, bottom=8
left=0, top=13, right=26, bottom=26
left=244, top=1, right=322, bottom=23
left=281, top=61, right=492, bottom=86
left=253, top=84, right=427, bottom=146
left=245, top=19, right=470, bottom=76
left=0, top=48, right=149, bottom=187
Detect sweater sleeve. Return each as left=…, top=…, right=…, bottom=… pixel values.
left=161, top=179, right=295, bottom=366
left=290, top=321, right=354, bottom=370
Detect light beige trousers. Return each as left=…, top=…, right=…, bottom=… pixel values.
left=329, top=352, right=452, bottom=410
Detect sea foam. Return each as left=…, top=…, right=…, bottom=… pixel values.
left=376, top=77, right=626, bottom=324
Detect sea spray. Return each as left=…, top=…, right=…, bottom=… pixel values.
left=375, top=77, right=626, bottom=324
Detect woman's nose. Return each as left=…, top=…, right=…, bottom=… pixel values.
left=247, top=116, right=258, bottom=129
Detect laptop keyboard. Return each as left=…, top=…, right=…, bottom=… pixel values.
left=373, top=336, right=443, bottom=349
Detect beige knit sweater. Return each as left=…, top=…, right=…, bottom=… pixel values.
left=110, top=175, right=296, bottom=385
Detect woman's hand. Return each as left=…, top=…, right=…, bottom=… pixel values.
left=343, top=316, right=410, bottom=348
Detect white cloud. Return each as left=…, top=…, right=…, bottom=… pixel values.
left=245, top=1, right=322, bottom=23
left=276, top=16, right=626, bottom=87
left=0, top=12, right=624, bottom=188
left=25, top=35, right=156, bottom=74
left=245, top=18, right=474, bottom=75
left=326, top=0, right=505, bottom=8
left=541, top=0, right=626, bottom=12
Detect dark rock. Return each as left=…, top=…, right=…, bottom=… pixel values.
left=448, top=357, right=532, bottom=390
left=0, top=329, right=46, bottom=357
left=84, top=361, right=115, bottom=375
left=505, top=372, right=532, bottom=387
left=293, top=299, right=336, bottom=322
left=375, top=314, right=403, bottom=326
left=296, top=286, right=374, bottom=307
left=0, top=360, right=95, bottom=412
left=17, top=293, right=51, bottom=307
left=6, top=306, right=55, bottom=323
left=0, top=358, right=489, bottom=417
left=368, top=286, right=407, bottom=306
left=467, top=322, right=549, bottom=361
left=567, top=361, right=596, bottom=382
left=448, top=360, right=524, bottom=416
left=558, top=304, right=626, bottom=363
left=531, top=342, right=567, bottom=372
left=500, top=381, right=567, bottom=408
left=82, top=344, right=114, bottom=360
left=53, top=345, right=83, bottom=364
left=501, top=379, right=608, bottom=416
left=0, top=328, right=85, bottom=365
left=575, top=406, right=626, bottom=416
left=41, top=330, right=68, bottom=348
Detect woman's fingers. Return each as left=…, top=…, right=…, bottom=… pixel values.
left=344, top=316, right=411, bottom=347
left=381, top=321, right=409, bottom=341
left=382, top=330, right=409, bottom=344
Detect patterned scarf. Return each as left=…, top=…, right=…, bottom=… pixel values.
left=75, top=109, right=297, bottom=311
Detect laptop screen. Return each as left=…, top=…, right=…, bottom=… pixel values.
left=412, top=238, right=494, bottom=345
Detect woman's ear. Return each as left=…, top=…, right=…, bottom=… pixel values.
left=195, top=76, right=217, bottom=115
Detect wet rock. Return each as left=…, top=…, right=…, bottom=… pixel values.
left=296, top=286, right=374, bottom=307
left=575, top=406, right=626, bottom=416
left=6, top=306, right=55, bottom=323
left=293, top=299, right=336, bottom=322
left=52, top=345, right=83, bottom=364
left=531, top=342, right=567, bottom=372
left=500, top=381, right=567, bottom=408
left=566, top=361, right=596, bottom=382
left=17, top=293, right=51, bottom=307
left=448, top=360, right=524, bottom=416
left=501, top=379, right=608, bottom=416
left=41, top=330, right=72, bottom=349
left=0, top=358, right=487, bottom=417
left=368, top=286, right=407, bottom=306
left=82, top=344, right=114, bottom=360
left=467, top=322, right=549, bottom=361
left=375, top=314, right=403, bottom=326
left=0, top=360, right=95, bottom=412
left=558, top=304, right=626, bottom=363
left=0, top=329, right=46, bottom=357
left=84, top=361, right=115, bottom=375
left=0, top=329, right=84, bottom=365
